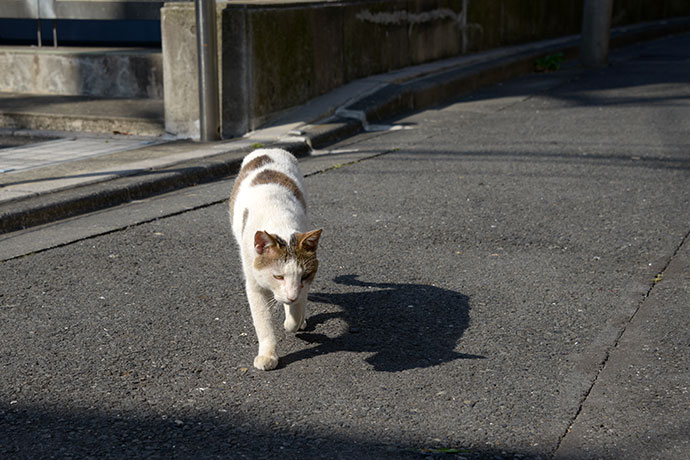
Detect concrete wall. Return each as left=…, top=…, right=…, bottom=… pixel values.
left=161, top=0, right=690, bottom=139
left=0, top=47, right=162, bottom=98
left=612, top=0, right=690, bottom=26
left=161, top=3, right=200, bottom=138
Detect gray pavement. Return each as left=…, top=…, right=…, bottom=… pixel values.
left=0, top=32, right=689, bottom=460
left=2, top=19, right=688, bottom=235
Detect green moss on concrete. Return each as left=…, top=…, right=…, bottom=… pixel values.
left=249, top=6, right=344, bottom=123
left=251, top=9, right=314, bottom=118
left=343, top=1, right=410, bottom=81
left=612, top=0, right=690, bottom=26
left=408, top=0, right=465, bottom=64
left=219, top=5, right=249, bottom=137
left=467, top=0, right=583, bottom=51
left=466, top=0, right=502, bottom=51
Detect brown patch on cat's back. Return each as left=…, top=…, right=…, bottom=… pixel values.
left=250, top=169, right=306, bottom=209
left=244, top=154, right=274, bottom=173
left=241, top=208, right=249, bottom=235
left=229, top=154, right=274, bottom=215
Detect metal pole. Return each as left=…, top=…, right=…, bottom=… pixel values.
left=37, top=18, right=42, bottom=47
left=36, top=0, right=42, bottom=47
left=195, top=0, right=220, bottom=141
left=580, top=0, right=614, bottom=68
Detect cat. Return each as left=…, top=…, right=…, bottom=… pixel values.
left=229, top=148, right=322, bottom=370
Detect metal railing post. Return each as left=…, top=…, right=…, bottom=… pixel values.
left=194, top=0, right=220, bottom=141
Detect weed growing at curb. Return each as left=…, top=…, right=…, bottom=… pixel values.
left=535, top=52, right=564, bottom=72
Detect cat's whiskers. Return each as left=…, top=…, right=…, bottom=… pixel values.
left=267, top=297, right=280, bottom=311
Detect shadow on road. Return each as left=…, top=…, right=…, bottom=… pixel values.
left=282, top=274, right=483, bottom=371
left=0, top=402, right=550, bottom=460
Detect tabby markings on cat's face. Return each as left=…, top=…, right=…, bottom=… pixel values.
left=253, top=230, right=321, bottom=304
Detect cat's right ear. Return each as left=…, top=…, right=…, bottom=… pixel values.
left=254, top=231, right=276, bottom=255
left=298, top=229, right=323, bottom=252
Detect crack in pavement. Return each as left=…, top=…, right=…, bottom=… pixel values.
left=552, top=227, right=690, bottom=457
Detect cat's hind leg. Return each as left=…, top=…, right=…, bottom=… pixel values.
left=246, top=281, right=279, bottom=370
left=283, top=300, right=306, bottom=333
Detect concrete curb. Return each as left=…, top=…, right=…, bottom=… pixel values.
left=0, top=140, right=310, bottom=234
left=0, top=111, right=165, bottom=138
left=304, top=17, right=690, bottom=139
left=0, top=95, right=165, bottom=137
left=1, top=18, right=689, bottom=235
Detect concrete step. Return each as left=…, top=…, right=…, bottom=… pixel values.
left=0, top=92, right=164, bottom=136
left=0, top=46, right=164, bottom=136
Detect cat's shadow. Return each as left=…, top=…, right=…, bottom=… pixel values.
left=281, top=274, right=483, bottom=372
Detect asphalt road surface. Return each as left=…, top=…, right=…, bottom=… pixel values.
left=1, top=36, right=689, bottom=459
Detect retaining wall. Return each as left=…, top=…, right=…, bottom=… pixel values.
left=162, top=0, right=690, bottom=139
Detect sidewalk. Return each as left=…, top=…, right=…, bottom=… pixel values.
left=1, top=19, right=689, bottom=235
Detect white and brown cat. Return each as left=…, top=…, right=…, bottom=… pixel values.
left=230, top=148, right=322, bottom=370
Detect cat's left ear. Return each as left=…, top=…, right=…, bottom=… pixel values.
left=298, top=229, right=322, bottom=252
left=254, top=230, right=278, bottom=255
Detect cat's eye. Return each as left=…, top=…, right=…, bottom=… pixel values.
left=273, top=274, right=284, bottom=280
left=301, top=272, right=311, bottom=281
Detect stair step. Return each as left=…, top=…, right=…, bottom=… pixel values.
left=0, top=93, right=164, bottom=136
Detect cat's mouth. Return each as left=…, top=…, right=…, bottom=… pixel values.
left=274, top=295, right=296, bottom=305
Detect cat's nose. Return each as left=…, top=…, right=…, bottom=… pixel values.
left=287, top=296, right=297, bottom=303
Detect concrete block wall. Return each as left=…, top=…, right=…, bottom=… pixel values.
left=0, top=47, right=162, bottom=99
left=612, top=0, right=690, bottom=25
left=162, top=0, right=471, bottom=139
left=161, top=0, right=690, bottom=139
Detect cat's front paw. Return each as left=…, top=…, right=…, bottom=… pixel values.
left=284, top=316, right=305, bottom=333
left=253, top=354, right=279, bottom=371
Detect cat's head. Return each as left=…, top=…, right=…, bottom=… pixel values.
left=253, top=229, right=322, bottom=304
